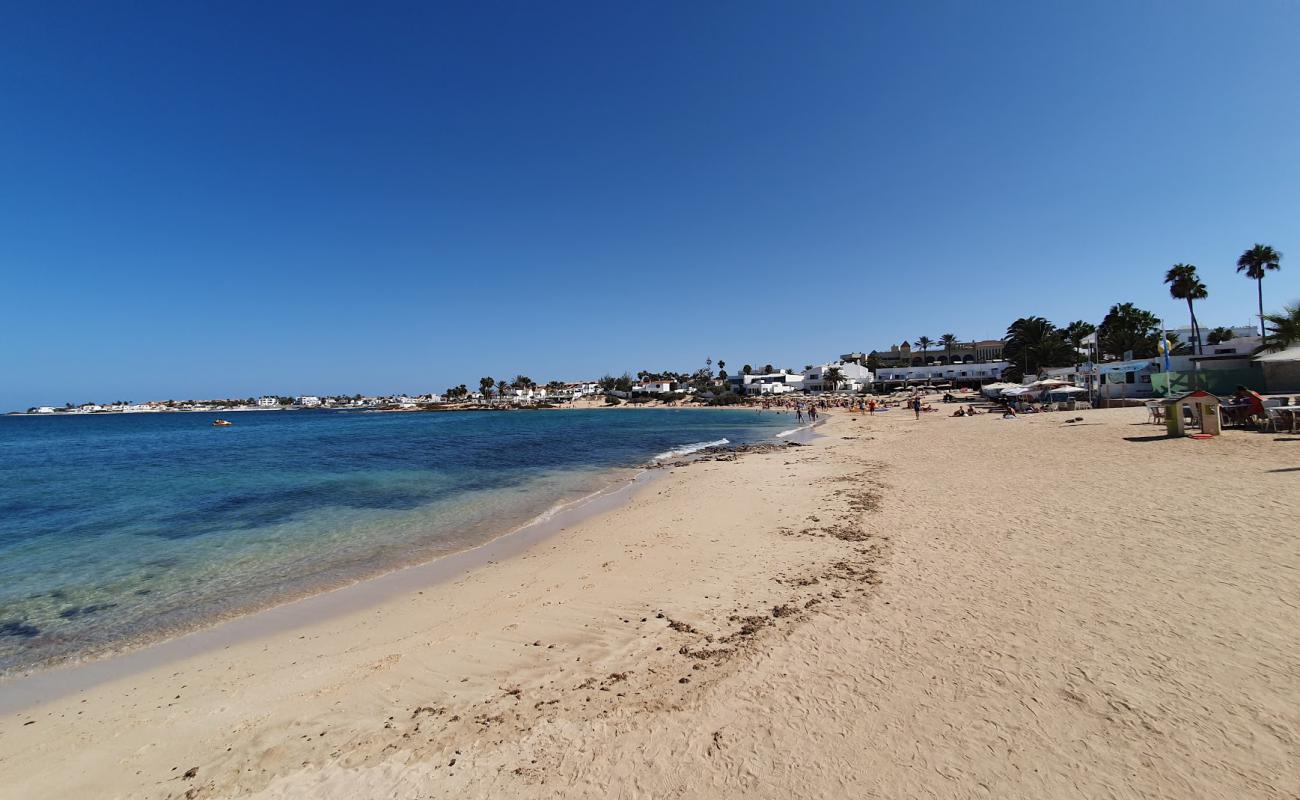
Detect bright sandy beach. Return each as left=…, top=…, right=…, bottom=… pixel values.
left=2, top=404, right=1297, bottom=799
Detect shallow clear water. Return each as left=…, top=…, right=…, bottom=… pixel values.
left=0, top=408, right=793, bottom=673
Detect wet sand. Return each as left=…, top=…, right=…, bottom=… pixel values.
left=2, top=406, right=1297, bottom=799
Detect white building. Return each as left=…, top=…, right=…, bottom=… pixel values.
left=33, top=406, right=56, bottom=414
left=296, top=396, right=321, bottom=407
left=257, top=396, right=280, bottom=407
left=1169, top=324, right=1258, bottom=349
left=802, top=362, right=873, bottom=392
left=874, top=361, right=1011, bottom=386
left=633, top=380, right=678, bottom=394
left=728, top=371, right=805, bottom=395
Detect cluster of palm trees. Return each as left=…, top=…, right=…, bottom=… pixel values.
left=909, top=333, right=972, bottom=365
left=471, top=375, right=544, bottom=402
left=1164, top=243, right=1284, bottom=354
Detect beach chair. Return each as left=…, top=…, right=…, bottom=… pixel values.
left=1145, top=401, right=1164, bottom=424
left=1263, top=407, right=1285, bottom=433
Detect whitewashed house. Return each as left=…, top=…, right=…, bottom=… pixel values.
left=729, top=371, right=805, bottom=395
left=296, top=396, right=321, bottom=407
left=802, top=362, right=873, bottom=392
left=634, top=380, right=677, bottom=394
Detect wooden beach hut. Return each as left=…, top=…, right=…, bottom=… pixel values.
left=1164, top=390, right=1221, bottom=437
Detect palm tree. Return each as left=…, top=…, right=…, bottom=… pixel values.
left=1237, top=244, right=1283, bottom=341
left=1206, top=326, right=1236, bottom=346
left=1164, top=264, right=1208, bottom=355
left=1002, top=317, right=1074, bottom=383
left=913, top=336, right=934, bottom=365
left=1262, top=302, right=1300, bottom=352
left=497, top=379, right=511, bottom=401
left=938, top=333, right=958, bottom=365
left=1098, top=302, right=1162, bottom=360
left=479, top=377, right=495, bottom=403
left=1062, top=321, right=1097, bottom=365
left=822, top=366, right=845, bottom=392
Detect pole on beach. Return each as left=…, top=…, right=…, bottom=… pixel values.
left=1160, top=319, right=1170, bottom=398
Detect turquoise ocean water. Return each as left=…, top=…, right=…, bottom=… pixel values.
left=0, top=408, right=795, bottom=674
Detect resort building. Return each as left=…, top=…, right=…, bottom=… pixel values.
left=873, top=361, right=1011, bottom=388
left=851, top=339, right=1006, bottom=368
left=257, top=396, right=280, bottom=407
left=296, top=396, right=321, bottom=407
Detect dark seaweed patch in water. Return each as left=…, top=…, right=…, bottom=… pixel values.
left=148, top=481, right=448, bottom=539
left=0, top=620, right=40, bottom=639
left=57, top=603, right=118, bottom=620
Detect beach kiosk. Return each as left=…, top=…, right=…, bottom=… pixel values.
left=1164, top=390, right=1221, bottom=437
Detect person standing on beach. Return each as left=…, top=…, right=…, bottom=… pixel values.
left=795, top=404, right=804, bottom=422
left=912, top=396, right=922, bottom=420
left=868, top=398, right=876, bottom=415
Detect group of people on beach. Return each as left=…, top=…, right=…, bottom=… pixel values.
left=752, top=389, right=999, bottom=422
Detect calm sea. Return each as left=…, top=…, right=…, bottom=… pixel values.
left=0, top=408, right=795, bottom=674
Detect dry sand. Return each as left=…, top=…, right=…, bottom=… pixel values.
left=1, top=405, right=1297, bottom=799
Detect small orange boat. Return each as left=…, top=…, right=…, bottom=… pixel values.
left=212, top=419, right=233, bottom=427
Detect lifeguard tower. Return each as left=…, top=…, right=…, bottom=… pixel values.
left=1164, top=390, right=1221, bottom=437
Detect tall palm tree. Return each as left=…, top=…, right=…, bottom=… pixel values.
left=938, top=333, right=958, bottom=364
left=1237, top=244, right=1282, bottom=341
left=913, top=335, right=934, bottom=365
left=497, top=379, right=511, bottom=402
left=1164, top=264, right=1208, bottom=355
left=479, top=376, right=495, bottom=403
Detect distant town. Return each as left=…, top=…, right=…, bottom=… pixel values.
left=13, top=316, right=1276, bottom=416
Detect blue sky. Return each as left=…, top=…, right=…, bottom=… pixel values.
left=2, top=1, right=1298, bottom=409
